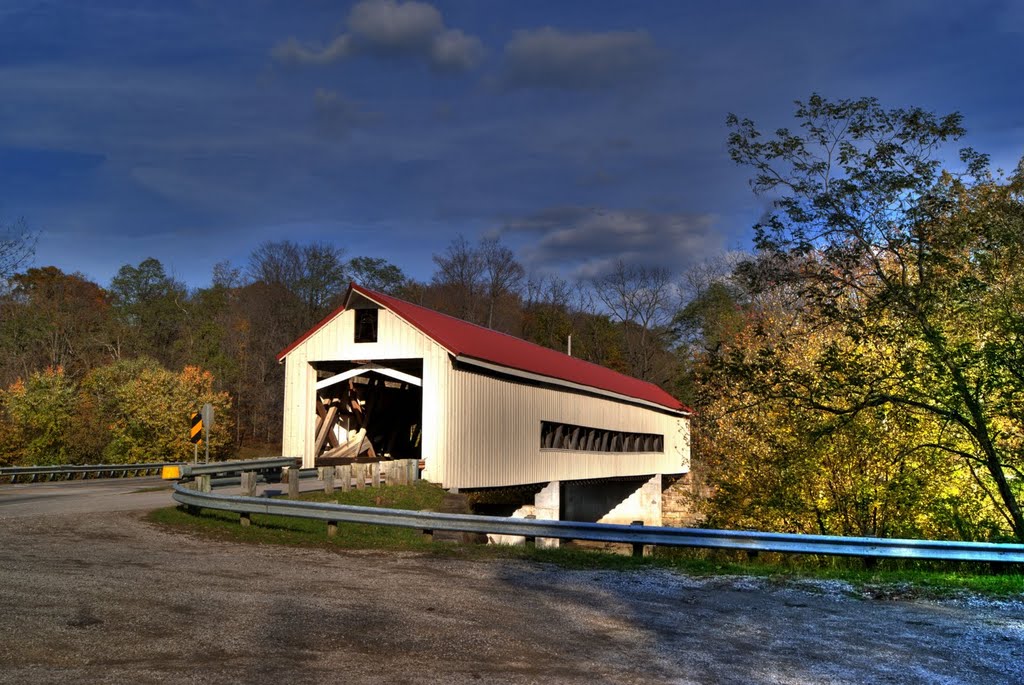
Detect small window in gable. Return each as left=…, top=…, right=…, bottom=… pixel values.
left=354, top=309, right=378, bottom=343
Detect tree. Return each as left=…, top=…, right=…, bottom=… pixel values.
left=75, top=358, right=231, bottom=463
left=521, top=276, right=626, bottom=369
left=109, top=258, right=188, bottom=366
left=0, top=367, right=78, bottom=466
left=480, top=236, right=525, bottom=330
left=592, top=260, right=675, bottom=382
left=348, top=256, right=407, bottom=294
left=223, top=282, right=296, bottom=446
left=674, top=280, right=748, bottom=355
left=431, top=235, right=485, bottom=323
left=0, top=267, right=112, bottom=382
left=691, top=290, right=1003, bottom=540
left=727, top=94, right=1024, bottom=540
left=0, top=218, right=36, bottom=284
left=247, top=241, right=347, bottom=329
left=522, top=276, right=574, bottom=354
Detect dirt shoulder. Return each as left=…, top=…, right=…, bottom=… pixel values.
left=0, top=509, right=1021, bottom=684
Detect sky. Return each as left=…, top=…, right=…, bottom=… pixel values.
left=1, top=0, right=1022, bottom=289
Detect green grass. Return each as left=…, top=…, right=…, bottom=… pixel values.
left=149, top=480, right=446, bottom=551
left=147, top=482, right=1024, bottom=598
left=653, top=548, right=1024, bottom=598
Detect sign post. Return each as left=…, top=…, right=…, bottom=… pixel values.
left=201, top=403, right=214, bottom=464
left=190, top=411, right=202, bottom=464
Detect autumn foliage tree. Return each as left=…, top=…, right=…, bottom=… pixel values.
left=0, top=367, right=78, bottom=466
left=723, top=94, right=1024, bottom=541
left=691, top=287, right=1004, bottom=540
left=75, top=358, right=231, bottom=464
left=0, top=267, right=111, bottom=384
left=0, top=360, right=231, bottom=466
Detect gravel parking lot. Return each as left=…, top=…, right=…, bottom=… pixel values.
left=0, top=484, right=1022, bottom=684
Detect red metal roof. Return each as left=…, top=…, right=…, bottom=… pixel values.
left=278, top=283, right=688, bottom=413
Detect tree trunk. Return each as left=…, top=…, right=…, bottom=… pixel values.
left=984, top=450, right=1024, bottom=542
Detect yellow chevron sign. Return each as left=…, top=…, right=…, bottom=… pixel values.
left=190, top=412, right=203, bottom=444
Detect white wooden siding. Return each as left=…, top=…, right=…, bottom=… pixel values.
left=444, top=367, right=688, bottom=489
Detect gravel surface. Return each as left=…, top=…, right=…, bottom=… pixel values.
left=0, top=489, right=1022, bottom=683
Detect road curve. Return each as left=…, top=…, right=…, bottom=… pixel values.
left=0, top=482, right=1021, bottom=684
left=0, top=476, right=176, bottom=517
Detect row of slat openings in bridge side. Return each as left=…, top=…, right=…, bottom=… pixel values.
left=540, top=421, right=664, bottom=453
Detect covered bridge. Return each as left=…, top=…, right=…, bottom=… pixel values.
left=278, top=283, right=690, bottom=527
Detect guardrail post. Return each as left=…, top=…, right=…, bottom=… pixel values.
left=631, top=521, right=645, bottom=558
left=240, top=512, right=251, bottom=527
left=421, top=509, right=433, bottom=541
left=323, top=467, right=335, bottom=495
left=197, top=475, right=211, bottom=493
left=524, top=514, right=536, bottom=547
left=240, top=471, right=256, bottom=497
left=327, top=521, right=338, bottom=537
left=184, top=480, right=200, bottom=514
left=287, top=468, right=300, bottom=499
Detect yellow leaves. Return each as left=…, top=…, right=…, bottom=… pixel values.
left=0, top=358, right=233, bottom=466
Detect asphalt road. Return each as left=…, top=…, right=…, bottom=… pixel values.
left=0, top=476, right=175, bottom=517
left=0, top=474, right=322, bottom=518
left=0, top=478, right=1022, bottom=684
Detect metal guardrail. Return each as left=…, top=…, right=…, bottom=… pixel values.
left=2, top=457, right=302, bottom=485
left=1, top=462, right=179, bottom=483
left=163, top=457, right=300, bottom=480
left=209, top=468, right=320, bottom=488
left=171, top=483, right=1024, bottom=564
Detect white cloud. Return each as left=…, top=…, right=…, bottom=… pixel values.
left=430, top=29, right=485, bottom=72
left=272, top=34, right=354, bottom=65
left=500, top=27, right=660, bottom=91
left=503, top=207, right=721, bottom=279
left=348, top=0, right=441, bottom=52
left=272, top=0, right=484, bottom=72
left=312, top=89, right=375, bottom=140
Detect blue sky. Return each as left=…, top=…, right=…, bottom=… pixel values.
left=1, top=0, right=1022, bottom=288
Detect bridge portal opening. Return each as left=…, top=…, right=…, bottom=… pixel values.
left=310, top=359, right=423, bottom=466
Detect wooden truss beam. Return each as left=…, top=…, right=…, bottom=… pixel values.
left=314, top=404, right=339, bottom=457
left=321, top=428, right=371, bottom=460
left=315, top=364, right=422, bottom=391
